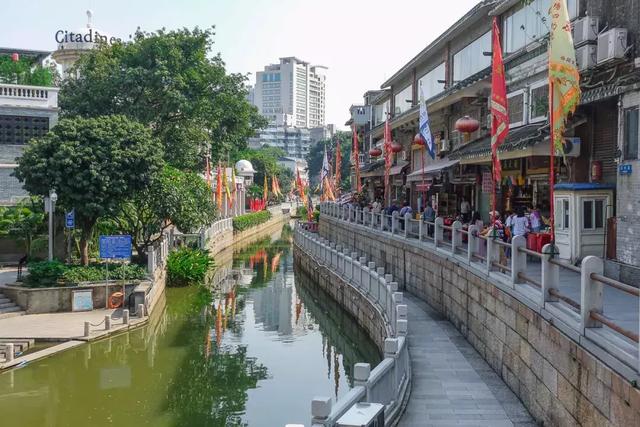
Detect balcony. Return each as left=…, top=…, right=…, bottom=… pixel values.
left=0, top=83, right=59, bottom=110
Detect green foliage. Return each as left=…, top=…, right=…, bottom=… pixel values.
left=61, top=264, right=147, bottom=284
left=313, top=210, right=320, bottom=222
left=24, top=261, right=67, bottom=288
left=166, top=247, right=214, bottom=287
left=0, top=55, right=56, bottom=86
left=295, top=205, right=308, bottom=218
left=113, top=166, right=216, bottom=256
left=306, top=131, right=352, bottom=189
left=0, top=197, right=46, bottom=255
left=23, top=261, right=147, bottom=287
left=232, top=210, right=272, bottom=232
left=234, top=146, right=286, bottom=187
left=14, top=115, right=164, bottom=264
left=59, top=27, right=266, bottom=171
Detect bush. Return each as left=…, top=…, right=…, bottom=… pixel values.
left=295, top=205, right=307, bottom=218
left=24, top=261, right=68, bottom=288
left=62, top=264, right=147, bottom=284
left=232, top=210, right=272, bottom=232
left=166, top=247, right=214, bottom=287
left=313, top=210, right=320, bottom=222
left=24, top=261, right=147, bottom=287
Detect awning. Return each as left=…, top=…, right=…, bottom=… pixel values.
left=389, top=161, right=409, bottom=176
left=360, top=160, right=385, bottom=178
left=406, top=159, right=459, bottom=182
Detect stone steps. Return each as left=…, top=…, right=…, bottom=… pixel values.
left=0, top=292, right=24, bottom=320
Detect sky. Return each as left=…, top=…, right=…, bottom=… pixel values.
left=1, top=0, right=482, bottom=128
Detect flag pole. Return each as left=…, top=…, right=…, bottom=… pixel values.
left=549, top=80, right=556, bottom=246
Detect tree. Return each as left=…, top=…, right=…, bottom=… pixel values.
left=234, top=146, right=286, bottom=188
left=59, top=27, right=267, bottom=171
left=0, top=197, right=46, bottom=256
left=112, top=166, right=217, bottom=257
left=14, top=116, right=163, bottom=265
left=306, top=131, right=351, bottom=189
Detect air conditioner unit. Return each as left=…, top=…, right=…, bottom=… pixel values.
left=597, top=28, right=628, bottom=64
left=573, top=16, right=599, bottom=46
left=557, top=137, right=581, bottom=157
left=576, top=45, right=597, bottom=71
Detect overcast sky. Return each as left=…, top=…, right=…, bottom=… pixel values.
left=2, top=0, right=481, bottom=128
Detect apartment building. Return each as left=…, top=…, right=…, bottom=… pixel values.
left=253, top=57, right=327, bottom=128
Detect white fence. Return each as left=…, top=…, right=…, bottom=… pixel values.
left=294, top=227, right=410, bottom=426
left=200, top=217, right=233, bottom=247
left=320, top=202, right=640, bottom=380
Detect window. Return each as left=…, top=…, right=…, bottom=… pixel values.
left=503, top=0, right=579, bottom=54
left=582, top=198, right=605, bottom=230
left=453, top=31, right=492, bottom=82
left=507, top=90, right=526, bottom=128
left=417, top=63, right=446, bottom=99
left=556, top=198, right=570, bottom=230
left=394, top=85, right=413, bottom=115
left=624, top=107, right=639, bottom=160
left=529, top=81, right=549, bottom=123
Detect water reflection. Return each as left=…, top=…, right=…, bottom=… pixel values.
left=0, top=225, right=379, bottom=427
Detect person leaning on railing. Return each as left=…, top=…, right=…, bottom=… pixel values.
left=422, top=204, right=436, bottom=237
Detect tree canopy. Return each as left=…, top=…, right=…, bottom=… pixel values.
left=59, top=27, right=266, bottom=171
left=306, top=131, right=352, bottom=190
left=14, top=115, right=163, bottom=264
left=112, top=166, right=217, bottom=256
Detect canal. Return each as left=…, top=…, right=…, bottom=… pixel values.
left=0, top=225, right=381, bottom=426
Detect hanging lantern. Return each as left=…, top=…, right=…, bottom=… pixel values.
left=413, top=133, right=425, bottom=146
left=455, top=115, right=480, bottom=142
left=369, top=147, right=382, bottom=157
left=11, top=53, right=19, bottom=62
left=390, top=141, right=403, bottom=153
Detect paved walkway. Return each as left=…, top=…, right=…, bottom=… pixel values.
left=0, top=267, right=20, bottom=286
left=399, top=294, right=535, bottom=427
left=0, top=308, right=141, bottom=340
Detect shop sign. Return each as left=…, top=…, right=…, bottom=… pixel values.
left=619, top=164, right=632, bottom=176
left=415, top=183, right=431, bottom=191
left=482, top=172, right=493, bottom=193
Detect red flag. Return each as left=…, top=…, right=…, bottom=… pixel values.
left=352, top=125, right=362, bottom=192
left=215, top=165, right=223, bottom=208
left=383, top=116, right=392, bottom=205
left=490, top=17, right=509, bottom=185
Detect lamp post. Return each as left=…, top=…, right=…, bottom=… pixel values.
left=47, top=189, right=58, bottom=261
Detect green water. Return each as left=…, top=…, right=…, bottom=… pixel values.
left=0, top=228, right=380, bottom=426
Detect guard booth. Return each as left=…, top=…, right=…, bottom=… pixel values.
left=553, top=183, right=615, bottom=263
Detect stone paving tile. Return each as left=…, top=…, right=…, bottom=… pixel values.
left=398, top=293, right=534, bottom=427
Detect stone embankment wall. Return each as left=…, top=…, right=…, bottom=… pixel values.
left=319, top=216, right=640, bottom=427
left=293, top=244, right=388, bottom=352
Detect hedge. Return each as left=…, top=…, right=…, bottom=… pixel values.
left=166, top=247, right=214, bottom=287
left=232, top=210, right=272, bottom=232
left=24, top=261, right=147, bottom=288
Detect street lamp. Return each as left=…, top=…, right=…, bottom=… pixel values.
left=47, top=189, right=57, bottom=261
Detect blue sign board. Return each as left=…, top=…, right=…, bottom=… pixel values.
left=65, top=209, right=75, bottom=228
left=619, top=164, right=633, bottom=176
left=99, top=235, right=132, bottom=260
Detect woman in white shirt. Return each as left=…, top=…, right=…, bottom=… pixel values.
left=512, top=206, right=530, bottom=237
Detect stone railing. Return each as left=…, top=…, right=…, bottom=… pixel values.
left=200, top=217, right=233, bottom=247
left=294, top=227, right=410, bottom=426
left=0, top=83, right=59, bottom=109
left=321, top=202, right=640, bottom=381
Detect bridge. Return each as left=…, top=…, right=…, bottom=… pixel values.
left=307, top=202, right=639, bottom=426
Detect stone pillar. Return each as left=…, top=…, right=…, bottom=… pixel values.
left=311, top=397, right=333, bottom=426
left=467, top=224, right=478, bottom=263
left=391, top=211, right=399, bottom=234
left=434, top=217, right=444, bottom=247
left=511, top=235, right=527, bottom=285
left=452, top=220, right=463, bottom=254
left=580, top=256, right=604, bottom=331
left=541, top=243, right=560, bottom=306
left=418, top=218, right=424, bottom=242
left=404, top=213, right=412, bottom=238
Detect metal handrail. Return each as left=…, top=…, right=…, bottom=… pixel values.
left=549, top=288, right=581, bottom=311
left=492, top=261, right=511, bottom=272
left=517, top=272, right=541, bottom=288
left=517, top=246, right=543, bottom=259
left=591, top=273, right=639, bottom=297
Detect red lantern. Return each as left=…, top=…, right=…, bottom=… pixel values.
left=11, top=53, right=19, bottom=62
left=369, top=147, right=382, bottom=157
left=455, top=116, right=480, bottom=134
left=591, top=160, right=602, bottom=182
left=390, top=141, right=403, bottom=153
left=413, top=133, right=425, bottom=146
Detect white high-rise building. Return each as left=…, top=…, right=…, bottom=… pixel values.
left=253, top=57, right=326, bottom=128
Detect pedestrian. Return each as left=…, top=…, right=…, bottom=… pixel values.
left=512, top=206, right=530, bottom=238
left=399, top=201, right=413, bottom=230
left=422, top=203, right=436, bottom=237
left=460, top=197, right=471, bottom=223
left=529, top=204, right=542, bottom=232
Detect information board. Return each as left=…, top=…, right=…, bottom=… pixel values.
left=72, top=289, right=93, bottom=311
left=99, top=235, right=132, bottom=260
